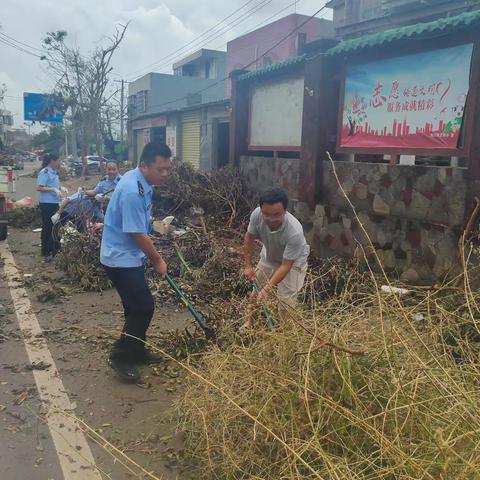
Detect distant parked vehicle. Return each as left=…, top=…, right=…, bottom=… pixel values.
left=12, top=160, right=24, bottom=170
left=72, top=155, right=107, bottom=176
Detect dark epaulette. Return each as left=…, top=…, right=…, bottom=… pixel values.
left=103, top=175, right=108, bottom=181
left=137, top=181, right=144, bottom=197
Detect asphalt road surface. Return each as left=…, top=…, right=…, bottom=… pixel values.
left=0, top=171, right=193, bottom=479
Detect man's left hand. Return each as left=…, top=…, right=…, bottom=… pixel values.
left=256, top=288, right=269, bottom=303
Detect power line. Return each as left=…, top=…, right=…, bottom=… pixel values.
left=140, top=4, right=328, bottom=113
left=0, top=31, right=45, bottom=53
left=199, top=0, right=306, bottom=68
left=231, top=0, right=304, bottom=43
left=0, top=36, right=44, bottom=58
left=0, top=30, right=82, bottom=71
left=152, top=0, right=303, bottom=75
left=125, top=0, right=273, bottom=80
left=129, top=0, right=306, bottom=79
left=123, top=0, right=261, bottom=79
left=132, top=0, right=275, bottom=77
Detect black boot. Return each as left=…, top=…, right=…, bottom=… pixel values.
left=107, top=356, right=140, bottom=383
left=135, top=348, right=164, bottom=365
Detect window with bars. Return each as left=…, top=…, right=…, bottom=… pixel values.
left=127, top=95, right=136, bottom=116
left=136, top=91, right=148, bottom=114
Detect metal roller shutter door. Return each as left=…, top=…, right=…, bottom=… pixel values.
left=181, top=111, right=200, bottom=169
left=135, top=130, right=144, bottom=165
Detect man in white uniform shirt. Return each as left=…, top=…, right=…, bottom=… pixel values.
left=243, top=187, right=309, bottom=326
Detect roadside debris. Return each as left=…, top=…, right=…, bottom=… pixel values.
left=8, top=207, right=42, bottom=229
left=13, top=196, right=34, bottom=208
left=24, top=361, right=51, bottom=371
left=54, top=227, right=110, bottom=291
left=380, top=284, right=411, bottom=295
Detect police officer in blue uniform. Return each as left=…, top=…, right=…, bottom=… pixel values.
left=86, top=161, right=122, bottom=200
left=56, top=190, right=105, bottom=231
left=100, top=143, right=172, bottom=382
left=36, top=153, right=64, bottom=260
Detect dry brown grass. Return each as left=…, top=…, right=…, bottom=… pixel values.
left=176, top=268, right=480, bottom=480
left=173, top=155, right=480, bottom=480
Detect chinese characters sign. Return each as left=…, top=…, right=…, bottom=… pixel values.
left=339, top=44, right=473, bottom=150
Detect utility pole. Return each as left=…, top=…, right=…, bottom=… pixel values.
left=70, top=110, right=78, bottom=161
left=64, top=119, right=68, bottom=157
left=120, top=79, right=125, bottom=144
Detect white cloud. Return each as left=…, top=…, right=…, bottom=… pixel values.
left=0, top=0, right=328, bottom=125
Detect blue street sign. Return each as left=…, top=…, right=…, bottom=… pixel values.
left=23, top=92, right=65, bottom=123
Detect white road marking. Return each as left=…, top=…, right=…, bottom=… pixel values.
left=0, top=242, right=102, bottom=480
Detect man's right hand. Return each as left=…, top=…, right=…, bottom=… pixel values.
left=153, top=257, right=168, bottom=277
left=243, top=265, right=256, bottom=281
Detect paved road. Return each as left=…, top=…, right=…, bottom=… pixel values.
left=16, top=161, right=40, bottom=203
left=0, top=171, right=190, bottom=480
left=0, top=242, right=99, bottom=480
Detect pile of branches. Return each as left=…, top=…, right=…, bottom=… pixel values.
left=8, top=206, right=42, bottom=229
left=146, top=230, right=251, bottom=335
left=301, top=255, right=371, bottom=305
left=0, top=147, right=17, bottom=166
left=177, top=265, right=480, bottom=480
left=55, top=227, right=110, bottom=291
left=153, top=163, right=257, bottom=229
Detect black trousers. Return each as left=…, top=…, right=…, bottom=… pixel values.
left=39, top=203, right=59, bottom=257
left=103, top=265, right=155, bottom=361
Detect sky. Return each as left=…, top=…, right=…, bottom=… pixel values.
left=0, top=0, right=329, bottom=127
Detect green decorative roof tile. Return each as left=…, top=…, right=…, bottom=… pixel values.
left=238, top=54, right=306, bottom=81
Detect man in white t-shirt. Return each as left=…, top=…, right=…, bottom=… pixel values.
left=243, top=187, right=309, bottom=325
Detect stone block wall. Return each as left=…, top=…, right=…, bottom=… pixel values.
left=238, top=156, right=468, bottom=282
left=239, top=156, right=300, bottom=201
left=295, top=162, right=468, bottom=282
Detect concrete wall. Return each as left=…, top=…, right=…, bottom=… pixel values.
left=239, top=155, right=300, bottom=201
left=239, top=156, right=468, bottom=282
left=172, top=49, right=226, bottom=79
left=328, top=0, right=480, bottom=37
left=128, top=73, right=227, bottom=117
left=226, top=14, right=333, bottom=96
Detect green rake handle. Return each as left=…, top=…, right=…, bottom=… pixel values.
left=165, top=275, right=216, bottom=340
left=251, top=279, right=275, bottom=330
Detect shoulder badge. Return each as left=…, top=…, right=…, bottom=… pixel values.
left=137, top=181, right=144, bottom=197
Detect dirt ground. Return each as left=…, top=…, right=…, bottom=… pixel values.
left=1, top=168, right=196, bottom=479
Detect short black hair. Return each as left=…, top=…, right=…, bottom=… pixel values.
left=41, top=152, right=59, bottom=168
left=140, top=142, right=171, bottom=166
left=106, top=160, right=118, bottom=167
left=259, top=187, right=288, bottom=209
